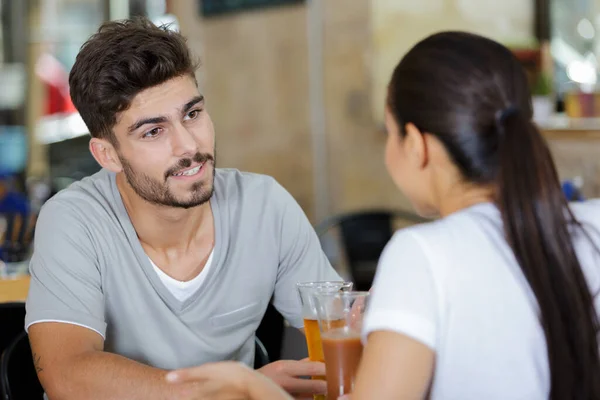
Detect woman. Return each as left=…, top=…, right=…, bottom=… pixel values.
left=166, top=31, right=600, bottom=400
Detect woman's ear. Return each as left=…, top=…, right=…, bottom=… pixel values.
left=403, top=122, right=428, bottom=169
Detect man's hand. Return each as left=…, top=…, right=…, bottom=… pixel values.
left=166, top=361, right=292, bottom=400
left=257, top=359, right=326, bottom=399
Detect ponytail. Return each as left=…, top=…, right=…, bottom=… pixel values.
left=496, top=108, right=600, bottom=400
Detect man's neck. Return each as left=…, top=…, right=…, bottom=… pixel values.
left=116, top=173, right=212, bottom=252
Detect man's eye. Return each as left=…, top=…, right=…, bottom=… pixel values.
left=142, top=127, right=161, bottom=138
left=185, top=109, right=201, bottom=120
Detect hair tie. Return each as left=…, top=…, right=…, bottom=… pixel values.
left=495, top=105, right=519, bottom=125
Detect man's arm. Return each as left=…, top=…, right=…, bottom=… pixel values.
left=166, top=361, right=293, bottom=400
left=269, top=179, right=343, bottom=329
left=239, top=180, right=335, bottom=398
left=28, top=323, right=201, bottom=400
left=26, top=199, right=202, bottom=399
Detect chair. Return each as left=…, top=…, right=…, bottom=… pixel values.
left=316, top=209, right=426, bottom=290
left=255, top=301, right=283, bottom=365
left=254, top=336, right=270, bottom=369
left=0, top=304, right=29, bottom=399
left=0, top=304, right=25, bottom=362
left=0, top=331, right=44, bottom=400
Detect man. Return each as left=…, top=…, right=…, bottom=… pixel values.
left=26, top=17, right=341, bottom=399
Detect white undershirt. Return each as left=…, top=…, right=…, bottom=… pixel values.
left=149, top=250, right=214, bottom=302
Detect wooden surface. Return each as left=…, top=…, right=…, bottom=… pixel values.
left=0, top=276, right=30, bottom=303
left=541, top=129, right=600, bottom=141
left=173, top=1, right=317, bottom=218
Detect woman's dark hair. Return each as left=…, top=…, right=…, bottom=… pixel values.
left=69, top=17, right=199, bottom=145
left=387, top=31, right=600, bottom=399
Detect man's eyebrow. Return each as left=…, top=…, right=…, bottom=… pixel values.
left=127, top=96, right=204, bottom=134
left=127, top=116, right=169, bottom=134
left=181, top=95, right=204, bottom=114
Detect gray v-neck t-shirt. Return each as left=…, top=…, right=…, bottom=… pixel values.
left=25, top=168, right=340, bottom=369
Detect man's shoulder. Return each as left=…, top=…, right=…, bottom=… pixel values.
left=52, top=168, right=112, bottom=197
left=213, top=168, right=296, bottom=214
left=40, top=169, right=117, bottom=223
left=215, top=168, right=276, bottom=187
left=214, top=168, right=284, bottom=199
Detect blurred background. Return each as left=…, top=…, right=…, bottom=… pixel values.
left=1, top=0, right=600, bottom=278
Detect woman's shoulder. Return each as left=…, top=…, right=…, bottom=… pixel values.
left=570, top=199, right=600, bottom=223
left=394, top=203, right=499, bottom=243
left=569, top=199, right=600, bottom=248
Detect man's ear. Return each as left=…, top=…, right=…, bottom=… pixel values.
left=89, top=137, right=123, bottom=173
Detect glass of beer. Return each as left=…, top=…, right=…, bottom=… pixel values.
left=297, top=281, right=353, bottom=400
left=312, top=291, right=370, bottom=400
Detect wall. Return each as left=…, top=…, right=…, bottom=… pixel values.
left=371, top=0, right=535, bottom=122
left=321, top=0, right=409, bottom=213
left=171, top=1, right=318, bottom=217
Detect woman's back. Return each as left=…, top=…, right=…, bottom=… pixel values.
left=363, top=200, right=600, bottom=399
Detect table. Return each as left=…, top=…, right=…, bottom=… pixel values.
left=0, top=275, right=30, bottom=303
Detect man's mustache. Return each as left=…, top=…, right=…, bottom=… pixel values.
left=165, top=152, right=214, bottom=179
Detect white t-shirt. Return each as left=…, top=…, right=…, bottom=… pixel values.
left=363, top=201, right=600, bottom=400
left=149, top=250, right=214, bottom=302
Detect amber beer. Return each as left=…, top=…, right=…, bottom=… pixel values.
left=304, top=318, right=324, bottom=365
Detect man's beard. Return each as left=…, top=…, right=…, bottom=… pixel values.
left=119, top=151, right=216, bottom=209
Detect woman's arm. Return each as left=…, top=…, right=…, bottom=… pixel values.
left=346, top=230, right=438, bottom=399
left=349, top=331, right=435, bottom=400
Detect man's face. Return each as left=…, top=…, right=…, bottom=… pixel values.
left=111, top=75, right=216, bottom=209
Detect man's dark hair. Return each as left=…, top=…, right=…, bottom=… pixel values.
left=69, top=17, right=199, bottom=145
